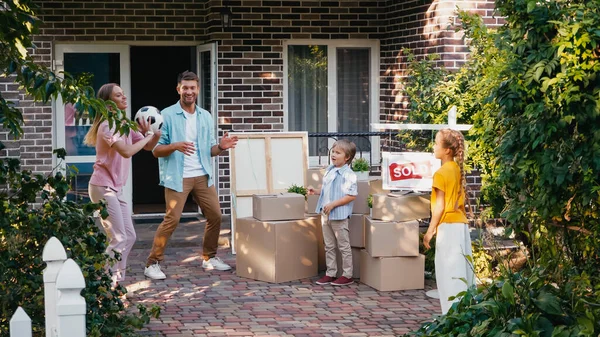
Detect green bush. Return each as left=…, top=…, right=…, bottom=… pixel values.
left=409, top=265, right=599, bottom=337
left=351, top=157, right=370, bottom=172
left=0, top=151, right=159, bottom=337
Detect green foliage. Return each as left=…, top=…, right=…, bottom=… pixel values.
left=287, top=184, right=307, bottom=199
left=493, top=0, right=600, bottom=278
left=367, top=194, right=373, bottom=208
left=408, top=265, right=599, bottom=337
left=351, top=157, right=370, bottom=172
left=0, top=0, right=137, bottom=147
left=471, top=241, right=494, bottom=281
left=418, top=232, right=436, bottom=279
left=0, top=157, right=160, bottom=336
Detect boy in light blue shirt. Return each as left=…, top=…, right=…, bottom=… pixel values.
left=308, top=139, right=358, bottom=286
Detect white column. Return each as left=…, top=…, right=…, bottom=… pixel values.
left=55, top=259, right=86, bottom=337
left=42, top=237, right=67, bottom=337
left=10, top=307, right=32, bottom=337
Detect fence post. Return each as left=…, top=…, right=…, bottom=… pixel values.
left=448, top=105, right=457, bottom=127
left=10, top=307, right=32, bottom=337
left=42, top=237, right=67, bottom=337
left=55, top=259, right=86, bottom=337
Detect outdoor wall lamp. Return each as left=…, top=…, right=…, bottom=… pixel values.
left=220, top=1, right=232, bottom=31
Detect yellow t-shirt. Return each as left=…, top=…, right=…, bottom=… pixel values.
left=431, top=161, right=468, bottom=225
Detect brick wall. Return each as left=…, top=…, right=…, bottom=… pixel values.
left=0, top=0, right=501, bottom=215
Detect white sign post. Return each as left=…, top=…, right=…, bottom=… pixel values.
left=382, top=152, right=441, bottom=191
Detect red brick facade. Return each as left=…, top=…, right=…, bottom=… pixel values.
left=0, top=0, right=498, bottom=215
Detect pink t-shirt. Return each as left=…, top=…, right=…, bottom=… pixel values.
left=89, top=121, right=145, bottom=191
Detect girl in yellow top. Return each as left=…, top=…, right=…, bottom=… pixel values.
left=423, top=129, right=475, bottom=314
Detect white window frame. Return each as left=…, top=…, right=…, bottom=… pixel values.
left=283, top=39, right=380, bottom=168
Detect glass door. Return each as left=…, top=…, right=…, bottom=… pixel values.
left=54, top=45, right=131, bottom=204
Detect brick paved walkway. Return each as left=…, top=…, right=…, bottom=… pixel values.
left=124, top=218, right=441, bottom=337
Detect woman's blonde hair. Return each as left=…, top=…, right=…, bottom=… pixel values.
left=331, top=139, right=357, bottom=165
left=83, top=83, right=118, bottom=146
left=436, top=128, right=470, bottom=213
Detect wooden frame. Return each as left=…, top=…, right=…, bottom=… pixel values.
left=229, top=132, right=309, bottom=254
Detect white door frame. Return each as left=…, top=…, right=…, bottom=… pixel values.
left=196, top=42, right=219, bottom=214
left=282, top=39, right=380, bottom=168
left=53, top=44, right=132, bottom=205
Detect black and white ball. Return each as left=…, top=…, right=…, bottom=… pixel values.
left=134, top=106, right=163, bottom=133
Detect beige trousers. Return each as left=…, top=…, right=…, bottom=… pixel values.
left=147, top=175, right=222, bottom=265
left=321, top=214, right=353, bottom=278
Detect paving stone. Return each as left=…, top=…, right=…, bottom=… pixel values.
left=123, top=219, right=441, bottom=336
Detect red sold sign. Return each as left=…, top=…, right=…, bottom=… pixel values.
left=382, top=152, right=440, bottom=191
left=389, top=161, right=434, bottom=181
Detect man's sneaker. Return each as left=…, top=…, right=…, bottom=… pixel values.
left=144, top=263, right=166, bottom=280
left=315, top=275, right=336, bottom=285
left=202, top=257, right=232, bottom=271
left=331, top=276, right=354, bottom=286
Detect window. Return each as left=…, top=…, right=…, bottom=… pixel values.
left=285, top=40, right=379, bottom=165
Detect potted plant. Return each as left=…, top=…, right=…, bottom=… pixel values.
left=287, top=184, right=307, bottom=200
left=352, top=157, right=370, bottom=181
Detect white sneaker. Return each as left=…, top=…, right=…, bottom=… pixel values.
left=144, top=263, right=166, bottom=280
left=202, top=257, right=232, bottom=271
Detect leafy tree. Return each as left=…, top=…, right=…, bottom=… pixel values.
left=1, top=1, right=158, bottom=336
left=409, top=0, right=600, bottom=335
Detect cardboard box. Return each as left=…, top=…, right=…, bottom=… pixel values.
left=253, top=193, right=305, bottom=221
left=313, top=214, right=326, bottom=272
left=353, top=181, right=370, bottom=215
left=349, top=214, right=366, bottom=248
left=360, top=250, right=425, bottom=291
left=235, top=216, right=319, bottom=283
left=371, top=192, right=431, bottom=222
left=369, top=178, right=385, bottom=195
left=306, top=194, right=319, bottom=214
left=364, top=217, right=419, bottom=257
left=336, top=247, right=362, bottom=279
left=306, top=167, right=326, bottom=190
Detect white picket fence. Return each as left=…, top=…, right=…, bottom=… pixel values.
left=9, top=237, right=86, bottom=337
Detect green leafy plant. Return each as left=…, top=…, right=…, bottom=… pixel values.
left=367, top=194, right=373, bottom=208
left=287, top=184, right=307, bottom=199
left=0, top=152, right=160, bottom=336
left=351, top=157, right=370, bottom=172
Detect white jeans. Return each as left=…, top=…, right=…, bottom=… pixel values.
left=435, top=223, right=475, bottom=314
left=89, top=184, right=136, bottom=284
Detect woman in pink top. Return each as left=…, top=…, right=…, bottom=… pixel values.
left=84, top=83, right=160, bottom=287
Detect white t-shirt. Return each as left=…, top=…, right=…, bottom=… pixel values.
left=183, top=112, right=208, bottom=178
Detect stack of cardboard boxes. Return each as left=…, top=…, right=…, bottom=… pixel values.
left=235, top=193, right=320, bottom=283
left=361, top=192, right=430, bottom=291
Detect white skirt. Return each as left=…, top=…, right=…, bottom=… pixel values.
left=435, top=223, right=475, bottom=314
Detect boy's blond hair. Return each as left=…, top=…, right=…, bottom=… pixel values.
left=331, top=139, right=356, bottom=165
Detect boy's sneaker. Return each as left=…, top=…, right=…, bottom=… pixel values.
left=315, top=275, right=336, bottom=285
left=331, top=276, right=354, bottom=286
left=144, top=263, right=166, bottom=280
left=202, top=257, right=232, bottom=271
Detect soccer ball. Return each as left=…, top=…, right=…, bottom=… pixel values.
left=134, top=106, right=163, bottom=133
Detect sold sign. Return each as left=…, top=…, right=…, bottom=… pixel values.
left=382, top=152, right=441, bottom=191
left=389, top=161, right=434, bottom=181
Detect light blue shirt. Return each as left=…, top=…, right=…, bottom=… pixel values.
left=154, top=102, right=216, bottom=192
left=315, top=164, right=358, bottom=220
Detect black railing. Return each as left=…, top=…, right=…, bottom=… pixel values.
left=307, top=131, right=401, bottom=169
